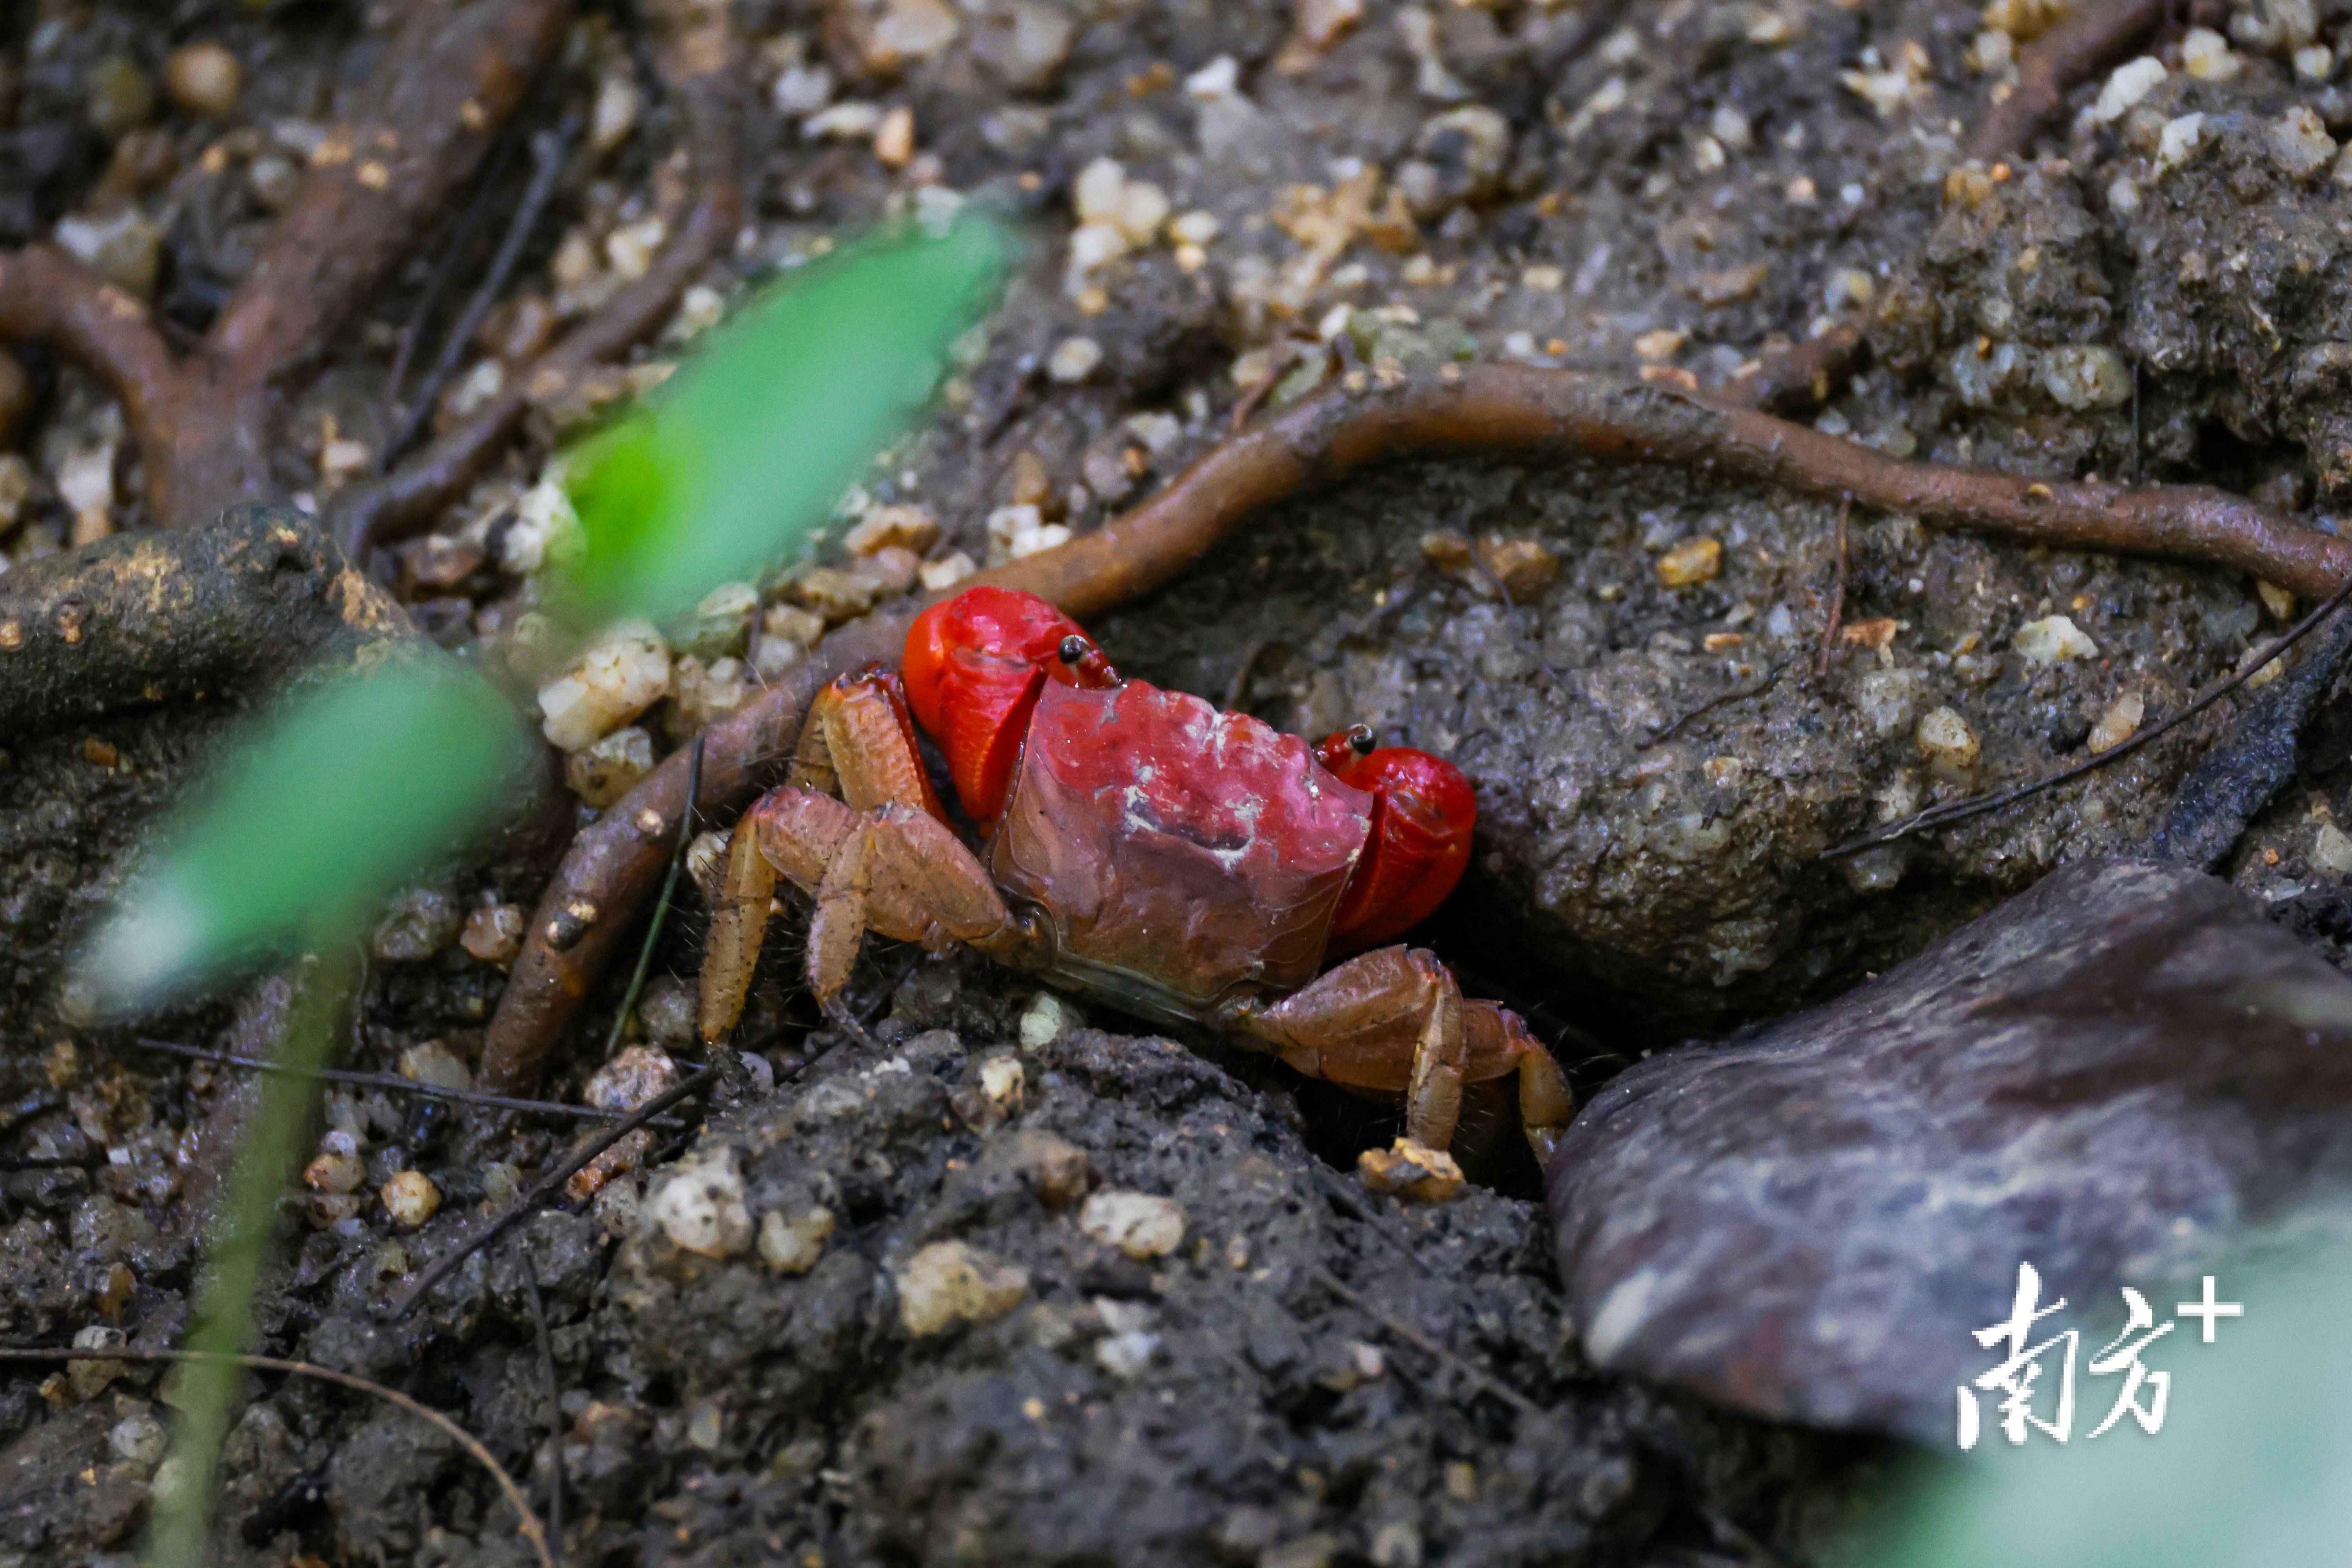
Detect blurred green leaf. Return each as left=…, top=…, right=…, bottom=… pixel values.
left=556, top=214, right=1012, bottom=627
left=1843, top=1250, right=2352, bottom=1568
left=78, top=655, right=528, bottom=1013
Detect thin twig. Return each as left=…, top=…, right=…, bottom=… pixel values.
left=1311, top=1268, right=1537, bottom=1416
left=386, top=127, right=523, bottom=414
left=383, top=118, right=579, bottom=471
left=125, top=1037, right=678, bottom=1127
left=0, top=1347, right=553, bottom=1568
left=1815, top=494, right=1852, bottom=677
left=1639, top=658, right=1792, bottom=750
left=601, top=738, right=703, bottom=1061
left=389, top=1065, right=716, bottom=1318
left=1826, top=572, right=2352, bottom=857
left=521, top=1257, right=566, bottom=1566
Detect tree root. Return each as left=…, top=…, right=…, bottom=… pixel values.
left=0, top=503, right=408, bottom=735
left=0, top=0, right=568, bottom=528
left=0, top=0, right=737, bottom=551
left=480, top=361, right=2352, bottom=1090
left=1965, top=0, right=2165, bottom=165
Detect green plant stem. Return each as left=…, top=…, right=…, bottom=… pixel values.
left=145, top=945, right=357, bottom=1568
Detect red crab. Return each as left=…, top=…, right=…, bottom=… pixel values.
left=698, top=586, right=1572, bottom=1192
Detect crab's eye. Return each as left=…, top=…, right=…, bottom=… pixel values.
left=1058, top=634, right=1092, bottom=666
left=1347, top=723, right=1377, bottom=756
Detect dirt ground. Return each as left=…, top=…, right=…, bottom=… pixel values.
left=11, top=0, right=2352, bottom=1564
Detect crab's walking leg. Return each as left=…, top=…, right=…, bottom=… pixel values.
left=697, top=818, right=781, bottom=1043
left=807, top=802, right=1020, bottom=1047
left=1232, top=946, right=1473, bottom=1198
left=1466, top=1000, right=1575, bottom=1168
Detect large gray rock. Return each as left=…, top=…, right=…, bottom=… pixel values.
left=1547, top=857, right=2352, bottom=1442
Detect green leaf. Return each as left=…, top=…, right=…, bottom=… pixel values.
left=555, top=214, right=1012, bottom=627
left=76, top=655, right=528, bottom=1013
left=1841, top=1250, right=2352, bottom=1568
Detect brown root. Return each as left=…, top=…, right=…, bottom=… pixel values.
left=481, top=361, right=2352, bottom=1091
left=1965, top=0, right=2166, bottom=165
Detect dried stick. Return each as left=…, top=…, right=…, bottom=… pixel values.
left=1717, top=320, right=1867, bottom=415
left=479, top=362, right=2352, bottom=1089
left=383, top=119, right=580, bottom=470
left=389, top=1065, right=716, bottom=1317
left=336, top=0, right=744, bottom=557
left=1966, top=0, right=2165, bottom=164
left=1826, top=572, right=2352, bottom=858
left=125, top=1036, right=679, bottom=1126
left=521, top=1257, right=566, bottom=1564
left=0, top=1346, right=553, bottom=1568
left=1310, top=1268, right=1538, bottom=1416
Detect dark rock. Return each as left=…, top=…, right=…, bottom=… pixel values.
left=1548, top=857, right=2352, bottom=1442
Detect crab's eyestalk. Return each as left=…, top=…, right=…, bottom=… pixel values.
left=903, top=586, right=1119, bottom=821
left=1314, top=734, right=1477, bottom=951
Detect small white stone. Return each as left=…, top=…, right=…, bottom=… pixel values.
left=604, top=217, right=667, bottom=282
left=381, top=1171, right=443, bottom=1229
left=2039, top=345, right=2132, bottom=410
left=1183, top=55, right=1239, bottom=100
left=919, top=551, right=978, bottom=592
left=757, top=1205, right=835, bottom=1274
left=686, top=1399, right=724, bottom=1450
left=1916, top=706, right=1981, bottom=780
left=590, top=65, right=641, bottom=153
left=1066, top=221, right=1129, bottom=277
left=2316, top=824, right=2352, bottom=876
left=897, top=1241, right=1029, bottom=1335
left=2270, top=106, right=2338, bottom=178
left=2013, top=614, right=2098, bottom=666
left=1047, top=336, right=1103, bottom=383
left=109, top=1410, right=168, bottom=1468
left=1019, top=993, right=1069, bottom=1050
left=565, top=724, right=657, bottom=808
left=804, top=101, right=883, bottom=140
left=2295, top=43, right=2335, bottom=81
left=845, top=503, right=940, bottom=556
left=978, top=1054, right=1025, bottom=1112
left=399, top=1040, right=472, bottom=1092
left=2156, top=113, right=2206, bottom=176
left=2091, top=55, right=2168, bottom=119
left=538, top=621, right=671, bottom=751
left=1079, top=1190, right=1188, bottom=1259
left=2088, top=691, right=2145, bottom=753
left=1095, top=1330, right=1161, bottom=1379
left=771, top=62, right=834, bottom=116
left=1170, top=209, right=1221, bottom=247
left=648, top=1152, right=753, bottom=1258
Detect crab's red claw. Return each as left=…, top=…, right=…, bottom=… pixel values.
left=904, top=586, right=1118, bottom=822
left=1316, top=737, right=1477, bottom=952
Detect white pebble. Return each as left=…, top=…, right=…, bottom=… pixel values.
left=538, top=621, right=671, bottom=751
left=2270, top=106, right=2338, bottom=178
left=590, top=65, right=641, bottom=154
left=2296, top=43, right=2335, bottom=81
left=1170, top=209, right=1221, bottom=247
left=2316, top=824, right=2352, bottom=876
left=2088, top=691, right=2145, bottom=754
left=2156, top=114, right=2206, bottom=176
left=978, top=1054, right=1025, bottom=1112
left=381, top=1171, right=443, bottom=1229
left=648, top=1152, right=753, bottom=1258
left=2013, top=614, right=2098, bottom=666
left=757, top=1205, right=835, bottom=1274
left=897, top=1241, right=1029, bottom=1335
left=1095, top=1330, right=1161, bottom=1379
left=2091, top=56, right=2167, bottom=120
left=565, top=724, right=656, bottom=807
left=2038, top=345, right=2132, bottom=410
left=1916, top=707, right=1981, bottom=780
left=1183, top=55, right=1238, bottom=99
left=919, top=551, right=978, bottom=592
left=1079, top=1190, right=1187, bottom=1259
left=1019, top=993, right=1069, bottom=1050
left=399, top=1040, right=473, bottom=1091
left=1047, top=336, right=1103, bottom=383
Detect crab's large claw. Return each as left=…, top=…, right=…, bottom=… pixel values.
left=902, top=586, right=1118, bottom=822
left=1313, top=730, right=1477, bottom=951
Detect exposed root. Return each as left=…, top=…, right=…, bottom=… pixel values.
left=334, top=0, right=745, bottom=558
left=1717, top=320, right=1867, bottom=416
left=481, top=362, right=2352, bottom=1090
left=0, top=0, right=570, bottom=528
left=1965, top=0, right=2165, bottom=165
left=0, top=1347, right=554, bottom=1568
left=0, top=504, right=408, bottom=735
